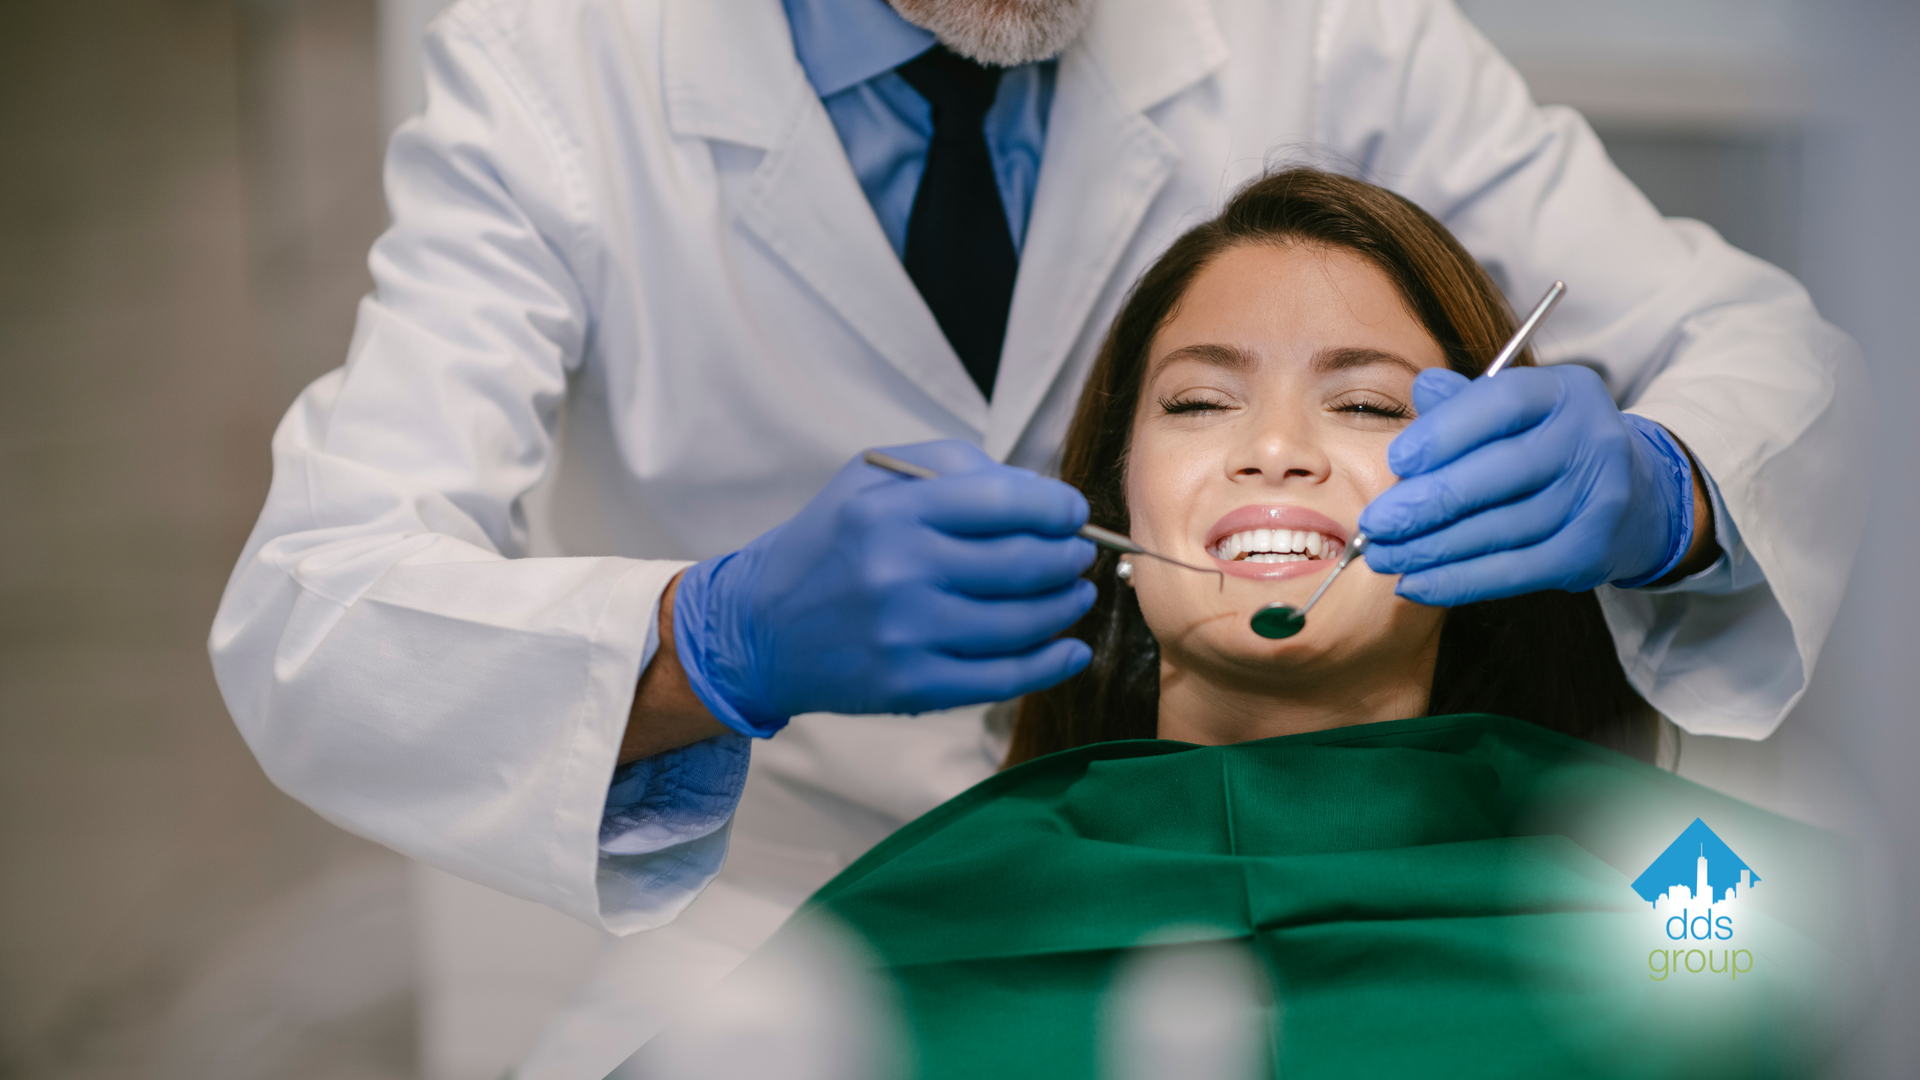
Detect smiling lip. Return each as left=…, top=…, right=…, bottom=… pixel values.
left=1205, top=505, right=1353, bottom=581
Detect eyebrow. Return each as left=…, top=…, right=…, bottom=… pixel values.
left=1312, top=346, right=1422, bottom=376
left=1148, top=343, right=1257, bottom=382
left=1149, top=342, right=1422, bottom=381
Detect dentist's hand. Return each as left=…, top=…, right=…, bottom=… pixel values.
left=671, top=440, right=1097, bottom=737
left=1359, top=366, right=1704, bottom=606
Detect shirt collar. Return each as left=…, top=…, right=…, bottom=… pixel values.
left=782, top=0, right=937, bottom=97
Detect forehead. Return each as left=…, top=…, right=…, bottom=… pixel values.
left=1149, top=242, right=1446, bottom=375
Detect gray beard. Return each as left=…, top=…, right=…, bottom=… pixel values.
left=887, top=0, right=1095, bottom=67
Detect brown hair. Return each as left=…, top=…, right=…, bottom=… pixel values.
left=1008, top=169, right=1661, bottom=767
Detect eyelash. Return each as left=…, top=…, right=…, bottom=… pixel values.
left=1334, top=395, right=1412, bottom=420
left=1160, top=395, right=1412, bottom=419
left=1158, top=395, right=1228, bottom=415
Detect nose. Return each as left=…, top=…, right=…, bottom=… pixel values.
left=1226, top=407, right=1330, bottom=487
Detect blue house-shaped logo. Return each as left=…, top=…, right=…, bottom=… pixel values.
left=1631, top=818, right=1759, bottom=906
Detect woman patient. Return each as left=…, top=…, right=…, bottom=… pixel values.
left=677, top=170, right=1848, bottom=1078
left=1009, top=166, right=1655, bottom=766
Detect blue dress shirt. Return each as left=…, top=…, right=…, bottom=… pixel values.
left=781, top=0, right=1055, bottom=256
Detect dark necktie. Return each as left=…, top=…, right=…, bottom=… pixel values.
left=896, top=46, right=1019, bottom=400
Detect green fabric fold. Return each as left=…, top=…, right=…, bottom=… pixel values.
left=757, top=715, right=1861, bottom=1078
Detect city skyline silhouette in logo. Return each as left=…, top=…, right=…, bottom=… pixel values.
left=1632, top=817, right=1759, bottom=906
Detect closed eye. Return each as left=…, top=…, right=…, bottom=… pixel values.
left=1159, top=395, right=1232, bottom=415
left=1331, top=395, right=1412, bottom=420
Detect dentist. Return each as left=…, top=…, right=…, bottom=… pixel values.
left=210, top=0, right=1866, bottom=1074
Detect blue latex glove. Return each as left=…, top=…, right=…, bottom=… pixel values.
left=672, top=440, right=1098, bottom=737
left=1358, top=365, right=1696, bottom=606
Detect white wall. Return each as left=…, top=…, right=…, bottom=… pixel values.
left=1786, top=3, right=1920, bottom=1073
left=377, top=0, right=454, bottom=134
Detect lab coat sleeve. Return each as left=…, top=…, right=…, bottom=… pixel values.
left=208, top=16, right=740, bottom=933
left=1310, top=0, right=1873, bottom=738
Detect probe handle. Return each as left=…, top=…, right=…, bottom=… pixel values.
left=1481, top=281, right=1566, bottom=379
left=1077, top=523, right=1144, bottom=555
left=862, top=450, right=939, bottom=480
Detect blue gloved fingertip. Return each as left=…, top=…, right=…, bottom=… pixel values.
left=1414, top=367, right=1471, bottom=392
left=1357, top=494, right=1422, bottom=544
left=1063, top=487, right=1092, bottom=534
left=1355, top=504, right=1394, bottom=543
left=1391, top=571, right=1449, bottom=609
left=1072, top=577, right=1099, bottom=612
left=1360, top=542, right=1407, bottom=575
left=1407, top=367, right=1471, bottom=417
left=1384, top=432, right=1428, bottom=477
left=1063, top=637, right=1093, bottom=669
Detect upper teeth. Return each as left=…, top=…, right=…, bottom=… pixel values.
left=1211, top=528, right=1338, bottom=563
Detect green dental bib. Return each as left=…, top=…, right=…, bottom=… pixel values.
left=738, top=716, right=1858, bottom=1078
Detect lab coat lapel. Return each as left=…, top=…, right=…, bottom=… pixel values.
left=663, top=0, right=990, bottom=435
left=984, top=0, right=1227, bottom=460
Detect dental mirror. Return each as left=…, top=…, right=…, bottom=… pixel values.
left=1249, top=281, right=1567, bottom=639
left=1249, top=535, right=1369, bottom=638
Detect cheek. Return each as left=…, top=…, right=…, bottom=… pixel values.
left=1332, top=434, right=1402, bottom=500
left=1123, top=426, right=1212, bottom=545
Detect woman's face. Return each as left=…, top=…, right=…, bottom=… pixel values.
left=1125, top=241, right=1449, bottom=709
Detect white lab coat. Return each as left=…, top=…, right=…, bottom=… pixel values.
left=209, top=0, right=1868, bottom=1075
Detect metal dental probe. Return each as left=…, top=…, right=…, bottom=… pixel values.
left=1249, top=280, right=1568, bottom=640
left=860, top=450, right=1225, bottom=590
left=1481, top=279, right=1567, bottom=379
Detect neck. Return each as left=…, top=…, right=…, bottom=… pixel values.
left=1154, top=644, right=1437, bottom=746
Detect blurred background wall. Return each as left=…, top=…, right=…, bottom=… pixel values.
left=0, top=1, right=407, bottom=1079
left=0, top=0, right=1913, bottom=1077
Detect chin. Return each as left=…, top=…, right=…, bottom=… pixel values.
left=1149, top=586, right=1438, bottom=688
left=886, top=0, right=1093, bottom=67
left=1163, top=620, right=1351, bottom=687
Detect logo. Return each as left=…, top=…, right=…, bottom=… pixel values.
left=1633, top=818, right=1757, bottom=982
